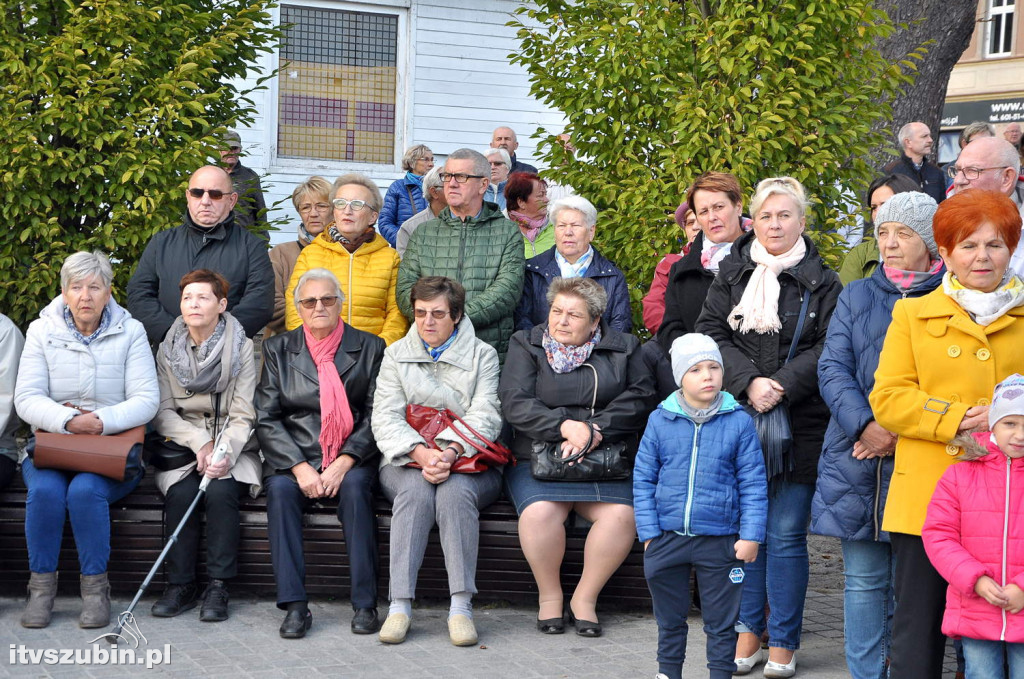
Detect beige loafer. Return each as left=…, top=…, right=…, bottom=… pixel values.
left=448, top=614, right=478, bottom=647
left=378, top=613, right=410, bottom=644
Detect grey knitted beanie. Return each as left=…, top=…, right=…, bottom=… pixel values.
left=874, top=191, right=939, bottom=259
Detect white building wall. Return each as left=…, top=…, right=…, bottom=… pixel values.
left=234, top=0, right=564, bottom=246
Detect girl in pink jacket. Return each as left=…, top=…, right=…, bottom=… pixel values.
left=923, top=374, right=1024, bottom=678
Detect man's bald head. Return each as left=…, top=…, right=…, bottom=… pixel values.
left=187, top=165, right=237, bottom=227
left=490, top=127, right=519, bottom=154
left=897, top=121, right=933, bottom=163
left=951, top=137, right=1021, bottom=196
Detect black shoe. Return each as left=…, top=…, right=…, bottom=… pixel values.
left=279, top=608, right=312, bottom=639
left=151, top=583, right=198, bottom=618
left=567, top=609, right=602, bottom=638
left=199, top=580, right=229, bottom=623
left=350, top=607, right=380, bottom=634
left=536, top=616, right=565, bottom=634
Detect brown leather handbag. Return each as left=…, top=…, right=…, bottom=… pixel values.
left=33, top=426, right=147, bottom=481
left=404, top=404, right=513, bottom=473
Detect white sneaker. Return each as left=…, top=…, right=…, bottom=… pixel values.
left=732, top=647, right=765, bottom=675
left=762, top=653, right=797, bottom=679
left=655, top=674, right=671, bottom=679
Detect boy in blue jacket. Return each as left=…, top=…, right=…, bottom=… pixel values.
left=635, top=333, right=767, bottom=679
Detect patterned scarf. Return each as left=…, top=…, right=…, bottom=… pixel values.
left=943, top=272, right=1024, bottom=326
left=700, top=239, right=734, bottom=273
left=542, top=326, right=602, bottom=374
left=63, top=305, right=110, bottom=346
left=555, top=246, right=594, bottom=278
left=883, top=259, right=943, bottom=292
left=728, top=237, right=807, bottom=334
left=329, top=225, right=376, bottom=253
left=303, top=321, right=354, bottom=470
left=162, top=313, right=245, bottom=394
left=510, top=211, right=548, bottom=242
left=422, top=328, right=459, bottom=362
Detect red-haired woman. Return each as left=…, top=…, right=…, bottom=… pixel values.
left=871, top=188, right=1024, bottom=679
left=505, top=172, right=553, bottom=258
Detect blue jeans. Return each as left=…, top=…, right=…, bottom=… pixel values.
left=22, top=458, right=142, bottom=575
left=841, top=539, right=894, bottom=679
left=962, top=637, right=1024, bottom=679
left=736, top=481, right=813, bottom=651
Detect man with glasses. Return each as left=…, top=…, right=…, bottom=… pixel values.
left=397, top=149, right=524, bottom=362
left=220, top=130, right=268, bottom=240
left=483, top=148, right=511, bottom=211
left=949, top=135, right=1024, bottom=276
left=884, top=121, right=946, bottom=204
left=128, top=165, right=274, bottom=344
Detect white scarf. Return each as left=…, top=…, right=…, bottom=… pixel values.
left=728, top=237, right=807, bottom=334
left=942, top=272, right=1024, bottom=326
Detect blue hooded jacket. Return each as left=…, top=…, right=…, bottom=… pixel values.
left=633, top=390, right=767, bottom=543
left=379, top=176, right=426, bottom=246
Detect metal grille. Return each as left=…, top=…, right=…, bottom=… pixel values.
left=278, top=6, right=398, bottom=162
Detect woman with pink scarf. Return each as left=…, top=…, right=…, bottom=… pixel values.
left=696, top=177, right=842, bottom=678
left=256, top=268, right=387, bottom=640
left=506, top=172, right=554, bottom=258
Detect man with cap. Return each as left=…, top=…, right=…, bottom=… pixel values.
left=220, top=130, right=269, bottom=240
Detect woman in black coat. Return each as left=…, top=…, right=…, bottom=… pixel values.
left=256, top=268, right=385, bottom=639
left=695, top=177, right=841, bottom=677
left=499, top=277, right=654, bottom=638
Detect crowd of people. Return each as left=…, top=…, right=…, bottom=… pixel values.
left=2, top=121, right=1024, bottom=679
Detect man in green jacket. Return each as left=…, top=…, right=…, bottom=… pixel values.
left=398, top=148, right=525, bottom=361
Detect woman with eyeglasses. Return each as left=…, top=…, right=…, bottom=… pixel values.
left=266, top=177, right=333, bottom=336
left=379, top=145, right=434, bottom=247
left=372, top=277, right=505, bottom=647
left=285, top=173, right=408, bottom=346
left=258, top=268, right=387, bottom=639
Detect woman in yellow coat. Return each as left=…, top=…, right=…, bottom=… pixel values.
left=286, top=174, right=408, bottom=345
left=870, top=188, right=1024, bottom=679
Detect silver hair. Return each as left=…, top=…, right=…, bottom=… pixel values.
left=446, top=148, right=490, bottom=178
left=546, top=277, right=608, bottom=322
left=332, top=173, right=383, bottom=212
left=896, top=121, right=927, bottom=148
left=423, top=165, right=444, bottom=192
left=749, top=176, right=809, bottom=218
left=61, top=251, right=113, bottom=290
left=401, top=144, right=433, bottom=173
left=293, top=268, right=345, bottom=312
left=291, top=176, right=332, bottom=210
left=960, top=121, right=996, bottom=147
left=548, top=195, right=598, bottom=228
left=484, top=147, right=511, bottom=168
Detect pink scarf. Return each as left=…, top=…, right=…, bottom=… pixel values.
left=303, top=322, right=354, bottom=470
left=510, top=210, right=548, bottom=242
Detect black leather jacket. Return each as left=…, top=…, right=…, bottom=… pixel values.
left=256, top=324, right=385, bottom=475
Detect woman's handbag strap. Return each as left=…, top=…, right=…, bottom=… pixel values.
left=784, top=287, right=811, bottom=365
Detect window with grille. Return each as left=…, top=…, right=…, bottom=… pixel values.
left=987, top=0, right=1015, bottom=57
left=277, top=5, right=399, bottom=163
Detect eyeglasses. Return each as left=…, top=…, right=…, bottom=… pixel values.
left=298, top=202, right=332, bottom=214
left=947, top=165, right=1009, bottom=180
left=413, top=309, right=453, bottom=319
left=332, top=198, right=371, bottom=211
left=440, top=172, right=487, bottom=184
left=298, top=295, right=340, bottom=309
left=188, top=188, right=228, bottom=200
left=417, top=156, right=435, bottom=163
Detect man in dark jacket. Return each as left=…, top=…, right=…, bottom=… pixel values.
left=884, top=122, right=945, bottom=204
left=221, top=131, right=268, bottom=240
left=491, top=127, right=538, bottom=174
left=127, top=165, right=274, bottom=344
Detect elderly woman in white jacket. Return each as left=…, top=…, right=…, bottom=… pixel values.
left=148, top=269, right=262, bottom=623
left=15, top=251, right=159, bottom=630
left=372, top=276, right=504, bottom=648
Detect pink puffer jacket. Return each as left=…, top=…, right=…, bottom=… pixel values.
left=923, top=432, right=1024, bottom=642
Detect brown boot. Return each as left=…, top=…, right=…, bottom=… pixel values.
left=79, top=573, right=110, bottom=629
left=21, top=571, right=58, bottom=628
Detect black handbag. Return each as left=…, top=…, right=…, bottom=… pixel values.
left=145, top=393, right=222, bottom=472
left=531, top=364, right=631, bottom=481
left=742, top=289, right=809, bottom=481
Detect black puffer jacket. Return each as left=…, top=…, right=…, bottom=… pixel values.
left=256, top=324, right=385, bottom=475
left=695, top=231, right=841, bottom=485
left=656, top=231, right=716, bottom=351
left=498, top=321, right=656, bottom=462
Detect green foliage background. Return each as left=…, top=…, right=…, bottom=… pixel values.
left=511, top=0, right=922, bottom=334
left=0, top=0, right=278, bottom=329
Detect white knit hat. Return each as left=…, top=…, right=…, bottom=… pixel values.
left=670, top=333, right=723, bottom=387
left=989, top=373, right=1024, bottom=429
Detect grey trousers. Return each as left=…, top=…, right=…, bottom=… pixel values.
left=379, top=464, right=502, bottom=600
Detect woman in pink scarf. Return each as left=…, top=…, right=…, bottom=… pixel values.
left=256, top=268, right=387, bottom=640
left=506, top=172, right=554, bottom=259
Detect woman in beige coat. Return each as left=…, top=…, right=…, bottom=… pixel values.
left=148, top=269, right=262, bottom=623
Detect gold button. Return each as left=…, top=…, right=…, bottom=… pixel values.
left=978, top=398, right=991, bottom=406
left=945, top=444, right=960, bottom=456
left=977, top=348, right=991, bottom=361
left=948, top=345, right=961, bottom=358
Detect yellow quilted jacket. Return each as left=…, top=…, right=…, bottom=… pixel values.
left=870, top=287, right=1024, bottom=535
left=285, top=230, right=408, bottom=345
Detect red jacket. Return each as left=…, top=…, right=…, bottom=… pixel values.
left=923, top=432, right=1024, bottom=642
left=641, top=253, right=682, bottom=334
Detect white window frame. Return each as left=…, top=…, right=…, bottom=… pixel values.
left=986, top=0, right=1016, bottom=58
left=267, top=0, right=412, bottom=174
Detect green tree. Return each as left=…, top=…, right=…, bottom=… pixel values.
left=511, top=0, right=922, bottom=332
left=0, top=0, right=278, bottom=328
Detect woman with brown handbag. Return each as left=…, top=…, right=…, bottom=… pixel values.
left=15, top=251, right=159, bottom=629
left=372, top=276, right=507, bottom=647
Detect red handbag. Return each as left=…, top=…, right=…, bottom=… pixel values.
left=404, top=404, right=514, bottom=473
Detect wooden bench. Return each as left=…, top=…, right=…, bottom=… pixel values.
left=0, top=471, right=652, bottom=609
